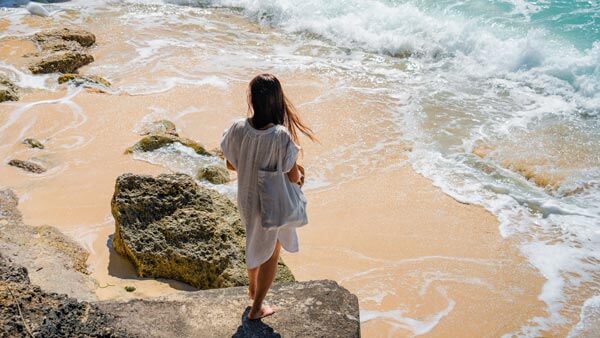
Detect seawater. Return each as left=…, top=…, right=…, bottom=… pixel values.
left=1, top=0, right=599, bottom=336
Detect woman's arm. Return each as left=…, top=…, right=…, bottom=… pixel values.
left=287, top=162, right=303, bottom=186
left=226, top=160, right=236, bottom=171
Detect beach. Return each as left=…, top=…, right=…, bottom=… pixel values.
left=1, top=1, right=599, bottom=337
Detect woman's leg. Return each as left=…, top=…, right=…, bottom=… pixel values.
left=248, top=241, right=281, bottom=319
left=247, top=267, right=258, bottom=299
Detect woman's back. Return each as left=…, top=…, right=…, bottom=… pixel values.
left=221, top=118, right=299, bottom=226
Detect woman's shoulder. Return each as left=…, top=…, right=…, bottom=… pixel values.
left=225, top=118, right=247, bottom=133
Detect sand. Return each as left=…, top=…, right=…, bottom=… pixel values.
left=0, top=11, right=567, bottom=337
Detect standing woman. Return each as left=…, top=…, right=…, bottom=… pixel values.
left=220, top=74, right=316, bottom=320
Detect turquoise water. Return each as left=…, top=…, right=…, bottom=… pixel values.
left=1, top=0, right=599, bottom=335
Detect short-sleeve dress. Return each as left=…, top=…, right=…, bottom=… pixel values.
left=220, top=118, right=300, bottom=269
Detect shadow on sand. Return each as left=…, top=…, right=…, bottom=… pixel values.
left=232, top=307, right=281, bottom=338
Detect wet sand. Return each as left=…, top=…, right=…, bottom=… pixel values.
left=0, top=11, right=563, bottom=337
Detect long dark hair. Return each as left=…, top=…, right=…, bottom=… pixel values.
left=247, top=74, right=316, bottom=145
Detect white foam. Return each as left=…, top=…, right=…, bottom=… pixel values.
left=568, top=295, right=600, bottom=338
left=360, top=287, right=455, bottom=337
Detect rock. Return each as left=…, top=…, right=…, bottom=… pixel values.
left=210, top=147, right=224, bottom=159
left=33, top=28, right=96, bottom=52
left=139, top=119, right=178, bottom=137
left=98, top=280, right=360, bottom=338
left=472, top=140, right=494, bottom=158
left=111, top=173, right=294, bottom=289
left=7, top=159, right=46, bottom=173
left=125, top=134, right=210, bottom=156
left=58, top=74, right=111, bottom=87
left=22, top=138, right=44, bottom=149
left=0, top=189, right=95, bottom=300
left=29, top=51, right=94, bottom=74
left=0, top=254, right=130, bottom=338
left=0, top=75, right=19, bottom=102
left=197, top=164, right=230, bottom=184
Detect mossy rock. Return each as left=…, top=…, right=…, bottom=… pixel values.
left=22, top=138, right=44, bottom=149
left=125, top=134, right=209, bottom=156
left=7, top=159, right=46, bottom=173
left=139, top=120, right=178, bottom=137
left=58, top=74, right=111, bottom=87
left=0, top=75, right=19, bottom=102
left=111, top=173, right=295, bottom=289
left=197, top=164, right=230, bottom=184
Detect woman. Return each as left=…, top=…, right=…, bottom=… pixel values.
left=220, top=74, right=316, bottom=320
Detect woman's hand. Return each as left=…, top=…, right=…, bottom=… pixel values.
left=287, top=162, right=304, bottom=187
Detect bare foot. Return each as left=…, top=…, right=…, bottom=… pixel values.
left=248, top=305, right=275, bottom=320
left=248, top=287, right=255, bottom=300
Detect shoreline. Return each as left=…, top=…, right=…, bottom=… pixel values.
left=1, top=9, right=597, bottom=336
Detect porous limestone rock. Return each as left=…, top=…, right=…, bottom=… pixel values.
left=33, top=27, right=96, bottom=52
left=111, top=173, right=294, bottom=289
left=0, top=254, right=128, bottom=338
left=29, top=51, right=94, bottom=74
left=98, top=279, right=360, bottom=338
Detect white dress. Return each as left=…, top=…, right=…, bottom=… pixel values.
left=220, top=118, right=300, bottom=269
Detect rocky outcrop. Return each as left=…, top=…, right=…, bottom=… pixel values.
left=0, top=74, right=19, bottom=102
left=7, top=159, right=46, bottom=173
left=29, top=27, right=96, bottom=74
left=29, top=51, right=94, bottom=74
left=1, top=188, right=360, bottom=337
left=111, top=173, right=294, bottom=289
left=99, top=279, right=360, bottom=338
left=58, top=73, right=111, bottom=88
left=22, top=138, right=44, bottom=149
left=0, top=254, right=359, bottom=338
left=0, top=189, right=95, bottom=301
left=197, top=164, right=230, bottom=184
left=125, top=134, right=210, bottom=156
left=138, top=120, right=178, bottom=137
left=0, top=254, right=129, bottom=338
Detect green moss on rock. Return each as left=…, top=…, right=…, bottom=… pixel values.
left=58, top=74, right=111, bottom=87
left=29, top=51, right=94, bottom=74
left=23, top=138, right=44, bottom=149
left=197, top=164, right=230, bottom=184
left=125, top=134, right=209, bottom=156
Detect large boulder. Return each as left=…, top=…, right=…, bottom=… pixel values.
left=111, top=173, right=294, bottom=289
left=98, top=280, right=361, bottom=338
left=29, top=51, right=94, bottom=74
left=0, top=75, right=19, bottom=102
left=0, top=254, right=129, bottom=338
left=125, top=134, right=210, bottom=156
